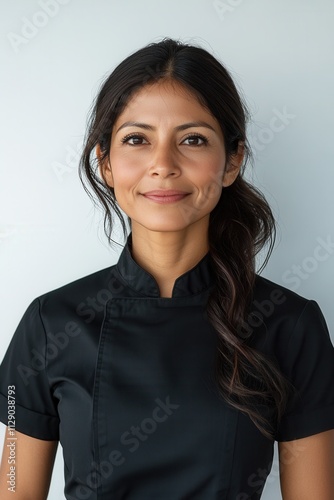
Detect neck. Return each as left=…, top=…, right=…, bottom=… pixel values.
left=130, top=220, right=210, bottom=298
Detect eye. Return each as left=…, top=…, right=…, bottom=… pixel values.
left=181, top=134, right=209, bottom=146
left=121, top=134, right=149, bottom=145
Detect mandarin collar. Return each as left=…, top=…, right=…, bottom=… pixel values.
left=115, top=234, right=214, bottom=298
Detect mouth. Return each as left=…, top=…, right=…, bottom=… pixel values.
left=141, top=190, right=190, bottom=204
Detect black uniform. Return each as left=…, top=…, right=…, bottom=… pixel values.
left=1, top=235, right=334, bottom=499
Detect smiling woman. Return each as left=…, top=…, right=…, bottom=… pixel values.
left=0, top=38, right=334, bottom=500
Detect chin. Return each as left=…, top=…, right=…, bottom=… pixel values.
left=132, top=217, right=195, bottom=233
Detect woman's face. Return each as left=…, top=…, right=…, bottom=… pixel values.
left=100, top=79, right=242, bottom=233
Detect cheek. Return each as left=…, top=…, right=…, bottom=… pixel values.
left=197, top=181, right=223, bottom=211
left=110, top=157, right=141, bottom=188
left=195, top=162, right=224, bottom=199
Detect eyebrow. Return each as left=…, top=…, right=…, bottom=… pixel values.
left=115, top=120, right=217, bottom=134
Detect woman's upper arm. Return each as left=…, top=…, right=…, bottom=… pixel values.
left=0, top=428, right=58, bottom=500
left=278, top=429, right=334, bottom=500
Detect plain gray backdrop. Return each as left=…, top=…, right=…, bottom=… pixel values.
left=1, top=0, right=333, bottom=498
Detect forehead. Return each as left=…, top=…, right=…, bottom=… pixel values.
left=115, top=79, right=212, bottom=121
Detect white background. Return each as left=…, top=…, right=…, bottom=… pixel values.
left=1, top=0, right=333, bottom=498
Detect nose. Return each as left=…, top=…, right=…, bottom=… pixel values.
left=148, top=143, right=181, bottom=178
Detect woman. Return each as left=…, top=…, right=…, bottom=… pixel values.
left=0, top=38, right=333, bottom=500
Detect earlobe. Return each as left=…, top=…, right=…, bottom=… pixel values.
left=96, top=144, right=114, bottom=188
left=222, top=141, right=245, bottom=187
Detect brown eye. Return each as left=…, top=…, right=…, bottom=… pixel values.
left=121, top=134, right=149, bottom=145
left=182, top=134, right=208, bottom=146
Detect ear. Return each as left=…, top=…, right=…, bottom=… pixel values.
left=96, top=143, right=114, bottom=188
left=222, top=141, right=245, bottom=187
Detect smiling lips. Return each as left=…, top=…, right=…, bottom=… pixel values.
left=142, top=190, right=190, bottom=204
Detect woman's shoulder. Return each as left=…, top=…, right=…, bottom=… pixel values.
left=251, top=273, right=322, bottom=332
left=35, top=263, right=119, bottom=311
left=245, top=274, right=310, bottom=339
left=249, top=274, right=331, bottom=361
left=253, top=273, right=310, bottom=312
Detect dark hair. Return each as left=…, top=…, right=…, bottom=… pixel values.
left=79, top=37, right=293, bottom=439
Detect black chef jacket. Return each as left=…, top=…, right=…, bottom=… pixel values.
left=1, top=235, right=334, bottom=500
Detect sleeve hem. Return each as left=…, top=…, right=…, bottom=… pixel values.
left=0, top=392, right=59, bottom=441
left=275, top=403, right=334, bottom=442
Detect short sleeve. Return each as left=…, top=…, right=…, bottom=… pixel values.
left=0, top=298, right=60, bottom=440
left=276, top=300, right=334, bottom=441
